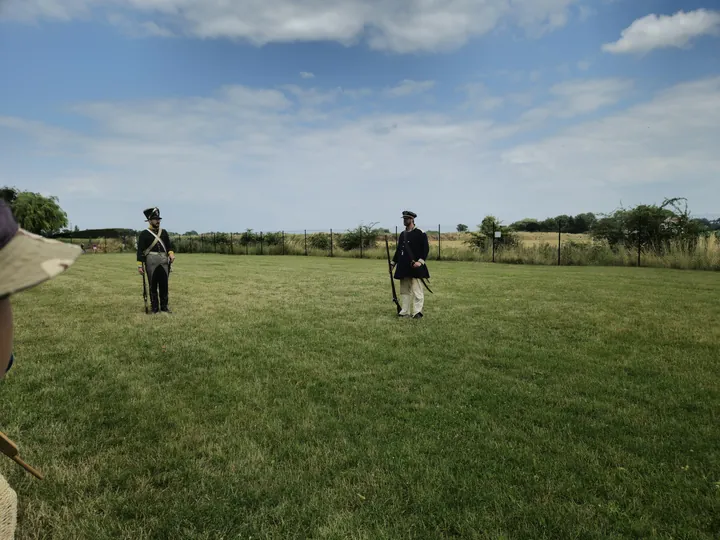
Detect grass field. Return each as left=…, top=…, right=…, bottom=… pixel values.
left=2, top=254, right=719, bottom=539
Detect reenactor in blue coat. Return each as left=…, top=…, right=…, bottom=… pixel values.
left=391, top=210, right=431, bottom=318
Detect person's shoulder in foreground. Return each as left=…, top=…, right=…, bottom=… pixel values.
left=0, top=200, right=82, bottom=299
left=0, top=200, right=81, bottom=539
left=0, top=199, right=81, bottom=375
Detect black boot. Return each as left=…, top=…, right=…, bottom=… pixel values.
left=159, top=268, right=171, bottom=313
left=160, top=292, right=171, bottom=313
left=150, top=290, right=160, bottom=314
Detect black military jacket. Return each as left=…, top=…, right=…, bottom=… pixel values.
left=392, top=227, right=430, bottom=280
left=136, top=227, right=172, bottom=263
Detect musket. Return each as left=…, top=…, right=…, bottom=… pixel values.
left=0, top=431, right=44, bottom=480
left=141, top=262, right=149, bottom=314
left=385, top=235, right=402, bottom=314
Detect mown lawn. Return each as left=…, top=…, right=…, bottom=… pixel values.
left=1, top=254, right=719, bottom=539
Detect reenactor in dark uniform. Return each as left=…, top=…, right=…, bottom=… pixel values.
left=137, top=207, right=175, bottom=314
left=391, top=210, right=431, bottom=318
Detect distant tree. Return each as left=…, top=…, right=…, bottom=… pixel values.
left=239, top=229, right=257, bottom=245
left=11, top=191, right=68, bottom=236
left=263, top=231, right=282, bottom=246
left=694, top=218, right=720, bottom=231
left=184, top=230, right=198, bottom=236
left=337, top=222, right=382, bottom=251
left=539, top=217, right=557, bottom=232
left=465, top=215, right=519, bottom=250
left=509, top=219, right=540, bottom=232
left=0, top=186, right=19, bottom=206
left=571, top=212, right=597, bottom=233
left=555, top=214, right=573, bottom=232
left=479, top=215, right=501, bottom=238
left=590, top=197, right=708, bottom=253
left=456, top=224, right=468, bottom=232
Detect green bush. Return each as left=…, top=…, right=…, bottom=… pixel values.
left=465, top=216, right=520, bottom=251
left=308, top=232, right=330, bottom=250
left=337, top=223, right=382, bottom=251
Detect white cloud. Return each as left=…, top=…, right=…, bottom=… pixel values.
left=459, top=82, right=534, bottom=112
left=0, top=0, right=583, bottom=53
left=107, top=12, right=174, bottom=37
left=547, top=78, right=633, bottom=117
left=0, top=0, right=92, bottom=21
left=577, top=4, right=596, bottom=22
left=384, top=80, right=435, bottom=98
left=300, top=72, right=315, bottom=79
left=513, top=78, right=633, bottom=128
left=1, top=75, right=718, bottom=230
left=501, top=77, right=720, bottom=190
left=602, top=9, right=720, bottom=55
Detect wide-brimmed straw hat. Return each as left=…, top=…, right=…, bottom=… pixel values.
left=0, top=200, right=81, bottom=299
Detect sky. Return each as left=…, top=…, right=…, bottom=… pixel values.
left=1, top=0, right=719, bottom=234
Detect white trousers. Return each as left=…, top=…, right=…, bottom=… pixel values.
left=399, top=278, right=424, bottom=316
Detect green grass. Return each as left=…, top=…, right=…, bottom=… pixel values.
left=2, top=254, right=719, bottom=539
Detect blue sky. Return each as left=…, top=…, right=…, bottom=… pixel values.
left=1, top=0, right=719, bottom=234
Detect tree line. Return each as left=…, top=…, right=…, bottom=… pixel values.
left=457, top=209, right=720, bottom=236
left=458, top=198, right=720, bottom=254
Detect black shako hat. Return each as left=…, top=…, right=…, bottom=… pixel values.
left=143, top=207, right=162, bottom=221
left=402, top=210, right=417, bottom=219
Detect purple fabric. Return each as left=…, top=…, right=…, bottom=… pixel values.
left=0, top=201, right=19, bottom=251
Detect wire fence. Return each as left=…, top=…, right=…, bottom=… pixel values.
left=60, top=223, right=720, bottom=271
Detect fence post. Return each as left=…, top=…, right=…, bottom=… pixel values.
left=213, top=233, right=217, bottom=253
left=557, top=220, right=562, bottom=266
left=282, top=231, right=285, bottom=255
left=304, top=230, right=308, bottom=256
left=360, top=229, right=363, bottom=259
left=637, top=223, right=642, bottom=267
left=230, top=233, right=234, bottom=254
left=260, top=232, right=263, bottom=255
left=438, top=223, right=441, bottom=261
left=330, top=229, right=333, bottom=257
left=104, top=237, right=107, bottom=253
left=492, top=222, right=496, bottom=263
left=395, top=225, right=398, bottom=243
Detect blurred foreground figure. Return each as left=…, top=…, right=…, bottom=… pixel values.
left=391, top=210, right=431, bottom=318
left=137, top=207, right=175, bottom=314
left=0, top=200, right=81, bottom=538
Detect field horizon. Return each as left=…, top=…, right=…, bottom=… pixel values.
left=61, top=230, right=720, bottom=272
left=2, top=254, right=718, bottom=539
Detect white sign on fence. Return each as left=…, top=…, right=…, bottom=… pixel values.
left=494, top=231, right=502, bottom=238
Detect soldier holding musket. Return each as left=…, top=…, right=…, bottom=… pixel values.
left=137, top=207, right=175, bottom=314
left=391, top=210, right=431, bottom=318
